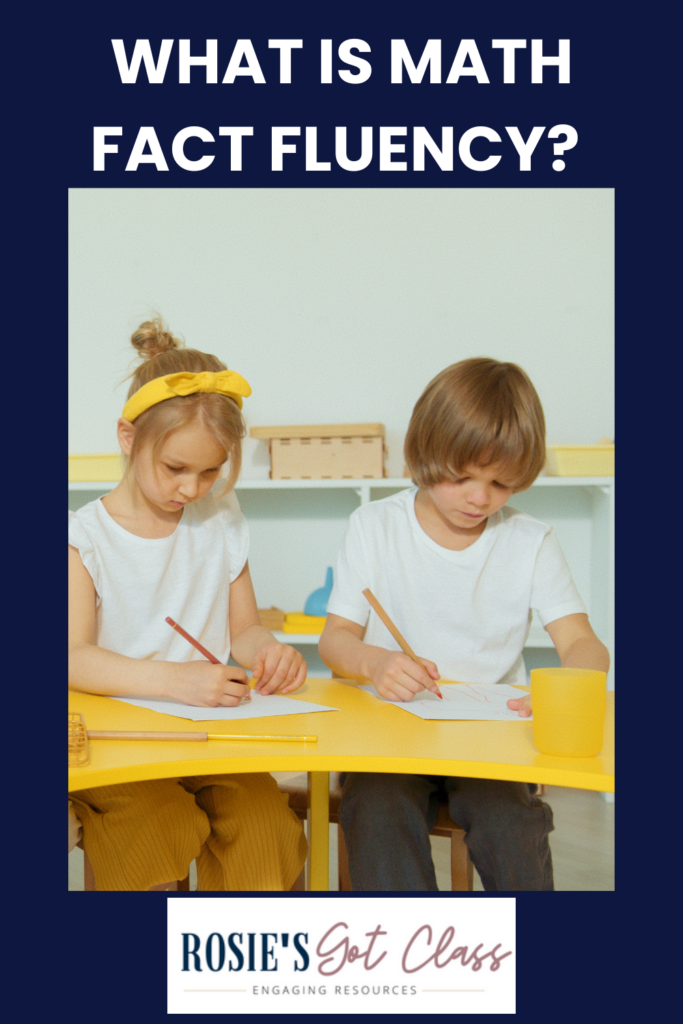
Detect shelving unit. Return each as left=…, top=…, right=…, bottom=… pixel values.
left=69, top=474, right=614, bottom=685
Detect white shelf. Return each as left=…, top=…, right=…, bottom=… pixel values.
left=68, top=475, right=614, bottom=492
left=68, top=477, right=411, bottom=493
left=273, top=629, right=554, bottom=648
left=273, top=632, right=323, bottom=644
left=238, top=478, right=409, bottom=489
left=235, top=476, right=613, bottom=488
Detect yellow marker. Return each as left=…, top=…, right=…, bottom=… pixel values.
left=206, top=734, right=318, bottom=742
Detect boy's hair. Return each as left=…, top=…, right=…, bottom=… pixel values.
left=404, top=357, right=546, bottom=491
left=123, top=316, right=245, bottom=492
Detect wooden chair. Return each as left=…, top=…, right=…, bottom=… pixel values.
left=278, top=773, right=473, bottom=891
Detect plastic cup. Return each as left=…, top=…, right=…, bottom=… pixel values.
left=530, top=667, right=607, bottom=757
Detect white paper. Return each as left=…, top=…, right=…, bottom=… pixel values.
left=358, top=682, right=532, bottom=721
left=109, top=690, right=340, bottom=722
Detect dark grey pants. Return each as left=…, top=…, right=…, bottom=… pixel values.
left=338, top=772, right=554, bottom=891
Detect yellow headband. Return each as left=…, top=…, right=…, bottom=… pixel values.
left=122, top=370, right=252, bottom=422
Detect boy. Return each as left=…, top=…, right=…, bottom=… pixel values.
left=319, top=358, right=609, bottom=890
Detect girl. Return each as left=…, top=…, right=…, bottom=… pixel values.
left=69, top=317, right=308, bottom=891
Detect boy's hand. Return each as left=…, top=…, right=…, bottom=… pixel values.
left=169, top=661, right=250, bottom=708
left=252, top=641, right=307, bottom=696
left=507, top=694, right=532, bottom=717
left=371, top=650, right=441, bottom=702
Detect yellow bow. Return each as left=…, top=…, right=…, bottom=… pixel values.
left=122, top=370, right=252, bottom=422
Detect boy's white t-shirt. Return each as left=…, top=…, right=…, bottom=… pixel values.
left=326, top=487, right=586, bottom=687
left=68, top=489, right=249, bottom=665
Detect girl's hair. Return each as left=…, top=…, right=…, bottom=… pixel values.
left=404, top=358, right=546, bottom=491
left=123, top=316, right=245, bottom=492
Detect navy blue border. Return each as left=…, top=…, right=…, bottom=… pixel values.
left=9, top=0, right=667, bottom=1017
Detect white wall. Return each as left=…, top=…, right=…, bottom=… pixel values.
left=69, top=188, right=613, bottom=475
left=69, top=188, right=614, bottom=634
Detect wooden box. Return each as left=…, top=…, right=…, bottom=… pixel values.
left=250, top=424, right=386, bottom=480
left=258, top=607, right=285, bottom=631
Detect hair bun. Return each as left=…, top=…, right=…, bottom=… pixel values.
left=131, top=316, right=182, bottom=359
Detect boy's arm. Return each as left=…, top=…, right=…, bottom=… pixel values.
left=507, top=613, right=610, bottom=717
left=319, top=613, right=441, bottom=701
left=544, top=613, right=610, bottom=672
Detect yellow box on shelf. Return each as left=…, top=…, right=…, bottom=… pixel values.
left=545, top=444, right=614, bottom=477
left=69, top=453, right=123, bottom=482
left=282, top=612, right=327, bottom=634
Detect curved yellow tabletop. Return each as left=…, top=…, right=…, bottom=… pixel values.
left=69, top=679, right=614, bottom=793
left=69, top=680, right=613, bottom=891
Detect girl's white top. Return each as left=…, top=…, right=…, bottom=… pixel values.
left=326, top=487, right=587, bottom=687
left=68, top=489, right=249, bottom=664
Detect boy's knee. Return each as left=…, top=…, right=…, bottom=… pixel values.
left=341, top=772, right=430, bottom=819
left=451, top=780, right=554, bottom=842
left=449, top=777, right=534, bottom=806
left=448, top=778, right=552, bottom=826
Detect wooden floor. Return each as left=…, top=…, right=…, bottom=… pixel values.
left=69, top=778, right=613, bottom=892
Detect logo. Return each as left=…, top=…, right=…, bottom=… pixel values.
left=168, top=897, right=515, bottom=1014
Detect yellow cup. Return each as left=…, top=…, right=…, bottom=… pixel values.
left=530, top=667, right=607, bottom=757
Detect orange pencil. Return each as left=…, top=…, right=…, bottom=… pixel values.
left=165, top=616, right=251, bottom=700
left=165, top=616, right=221, bottom=663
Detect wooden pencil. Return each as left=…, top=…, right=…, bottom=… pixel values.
left=165, top=616, right=221, bottom=663
left=87, top=730, right=317, bottom=742
left=165, top=615, right=251, bottom=702
left=362, top=588, right=443, bottom=699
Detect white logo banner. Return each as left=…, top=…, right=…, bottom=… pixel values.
left=167, top=896, right=515, bottom=1014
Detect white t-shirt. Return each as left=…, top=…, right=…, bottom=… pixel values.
left=68, top=489, right=249, bottom=665
left=326, top=487, right=586, bottom=687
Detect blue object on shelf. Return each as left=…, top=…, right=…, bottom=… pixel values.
left=304, top=567, right=334, bottom=617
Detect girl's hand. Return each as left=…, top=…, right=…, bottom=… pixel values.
left=507, top=694, right=532, bottom=717
left=168, top=661, right=250, bottom=708
left=252, top=642, right=307, bottom=696
left=370, top=650, right=441, bottom=702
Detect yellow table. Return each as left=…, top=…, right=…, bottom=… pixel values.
left=69, top=680, right=614, bottom=890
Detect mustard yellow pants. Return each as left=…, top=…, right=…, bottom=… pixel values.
left=70, top=772, right=307, bottom=891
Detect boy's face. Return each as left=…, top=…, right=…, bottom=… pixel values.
left=425, top=462, right=516, bottom=532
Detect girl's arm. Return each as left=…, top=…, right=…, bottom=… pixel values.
left=319, top=613, right=440, bottom=701
left=68, top=545, right=248, bottom=707
left=228, top=562, right=307, bottom=695
left=507, top=612, right=610, bottom=717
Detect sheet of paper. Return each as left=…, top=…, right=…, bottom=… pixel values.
left=358, top=683, right=532, bottom=721
left=109, top=691, right=340, bottom=722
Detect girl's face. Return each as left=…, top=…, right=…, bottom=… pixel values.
left=134, top=423, right=227, bottom=514
left=424, top=463, right=516, bottom=533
